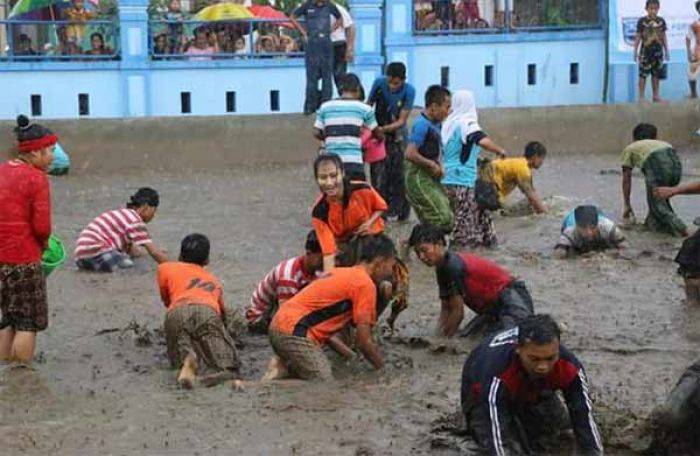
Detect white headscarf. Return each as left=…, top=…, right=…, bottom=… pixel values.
left=441, top=90, right=481, bottom=146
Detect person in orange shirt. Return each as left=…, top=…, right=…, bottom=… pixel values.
left=158, top=234, right=239, bottom=389
left=311, top=153, right=388, bottom=272
left=264, top=234, right=397, bottom=381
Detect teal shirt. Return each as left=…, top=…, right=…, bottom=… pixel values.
left=441, top=126, right=484, bottom=187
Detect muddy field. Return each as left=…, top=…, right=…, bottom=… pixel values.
left=1, top=150, right=699, bottom=455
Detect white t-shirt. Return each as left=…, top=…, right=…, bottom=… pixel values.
left=331, top=4, right=354, bottom=43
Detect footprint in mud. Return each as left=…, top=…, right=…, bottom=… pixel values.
left=428, top=411, right=478, bottom=453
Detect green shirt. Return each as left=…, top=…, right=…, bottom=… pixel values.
left=620, top=139, right=673, bottom=169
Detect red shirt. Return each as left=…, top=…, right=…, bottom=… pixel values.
left=0, top=160, right=51, bottom=264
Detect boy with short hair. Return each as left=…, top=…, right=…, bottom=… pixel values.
left=409, top=223, right=534, bottom=338
left=367, top=62, right=417, bottom=221
left=246, top=230, right=324, bottom=333
left=159, top=234, right=239, bottom=389
left=621, top=123, right=687, bottom=237
left=554, top=205, right=626, bottom=258
left=314, top=73, right=381, bottom=181
left=634, top=0, right=669, bottom=102
left=405, top=85, right=453, bottom=233
left=481, top=141, right=547, bottom=214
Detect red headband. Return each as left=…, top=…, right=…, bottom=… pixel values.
left=18, top=134, right=58, bottom=153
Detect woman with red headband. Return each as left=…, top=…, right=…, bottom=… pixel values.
left=0, top=115, right=55, bottom=363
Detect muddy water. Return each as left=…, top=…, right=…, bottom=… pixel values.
left=1, top=151, right=699, bottom=455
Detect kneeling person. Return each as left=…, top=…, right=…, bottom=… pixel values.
left=266, top=234, right=396, bottom=381
left=246, top=230, right=324, bottom=333
left=159, top=234, right=239, bottom=388
left=409, top=223, right=534, bottom=338
left=555, top=205, right=626, bottom=258
left=461, top=314, right=603, bottom=455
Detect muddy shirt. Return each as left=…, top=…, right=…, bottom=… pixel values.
left=557, top=217, right=625, bottom=254
left=637, top=16, right=667, bottom=51
left=485, top=157, right=534, bottom=203
left=461, top=328, right=604, bottom=455
left=158, top=262, right=225, bottom=316
left=620, top=139, right=673, bottom=170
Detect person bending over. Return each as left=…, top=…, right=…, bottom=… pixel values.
left=461, top=314, right=603, bottom=455
left=554, top=205, right=626, bottom=258
left=409, top=223, right=534, bottom=338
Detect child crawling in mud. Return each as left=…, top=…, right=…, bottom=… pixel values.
left=158, top=234, right=241, bottom=389
left=554, top=205, right=626, bottom=258
left=74, top=188, right=168, bottom=272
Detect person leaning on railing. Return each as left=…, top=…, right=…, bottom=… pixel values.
left=84, top=32, right=114, bottom=56
left=61, top=0, right=96, bottom=44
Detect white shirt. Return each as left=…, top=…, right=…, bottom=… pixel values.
left=331, top=4, right=354, bottom=43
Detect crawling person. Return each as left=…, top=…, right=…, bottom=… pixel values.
left=408, top=223, right=534, bottom=338
left=263, top=234, right=396, bottom=382
left=75, top=188, right=168, bottom=272
left=159, top=234, right=240, bottom=389
left=554, top=205, right=626, bottom=258
left=245, top=230, right=324, bottom=334
left=461, top=314, right=604, bottom=455
left=673, top=219, right=700, bottom=306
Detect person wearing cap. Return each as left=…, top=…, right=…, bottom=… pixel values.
left=74, top=188, right=168, bottom=272
left=554, top=205, right=626, bottom=258
left=291, top=0, right=343, bottom=115
left=0, top=115, right=56, bottom=363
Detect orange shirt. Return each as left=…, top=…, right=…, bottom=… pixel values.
left=311, top=183, right=388, bottom=255
left=157, top=262, right=224, bottom=315
left=270, top=266, right=377, bottom=345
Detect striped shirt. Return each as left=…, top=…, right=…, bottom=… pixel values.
left=314, top=99, right=378, bottom=165
left=246, top=256, right=316, bottom=323
left=74, top=208, right=152, bottom=260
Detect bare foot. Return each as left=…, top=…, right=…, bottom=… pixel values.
left=261, top=355, right=288, bottom=381
left=177, top=353, right=197, bottom=389
left=230, top=379, right=246, bottom=391
left=198, top=370, right=238, bottom=388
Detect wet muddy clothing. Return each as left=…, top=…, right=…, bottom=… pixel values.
left=445, top=185, right=497, bottom=249
left=642, top=148, right=685, bottom=236
left=311, top=182, right=387, bottom=255
left=405, top=161, right=454, bottom=233
left=158, top=262, right=225, bottom=316
left=637, top=15, right=667, bottom=78
left=461, top=328, right=603, bottom=456
left=481, top=158, right=534, bottom=206
left=268, top=330, right=333, bottom=381
left=0, top=262, right=48, bottom=332
left=558, top=210, right=625, bottom=254
left=164, top=303, right=239, bottom=374
left=676, top=230, right=700, bottom=278
left=270, top=266, right=377, bottom=346
left=75, top=249, right=132, bottom=273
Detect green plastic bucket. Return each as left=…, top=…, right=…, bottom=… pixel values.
left=42, top=235, right=66, bottom=277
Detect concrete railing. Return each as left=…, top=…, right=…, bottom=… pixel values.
left=2, top=102, right=698, bottom=174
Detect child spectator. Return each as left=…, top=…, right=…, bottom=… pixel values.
left=153, top=33, right=171, bottom=58
left=234, top=36, right=247, bottom=55
left=75, top=188, right=168, bottom=272
left=0, top=115, right=56, bottom=363
left=185, top=27, right=219, bottom=61
left=164, top=0, right=187, bottom=54
left=61, top=0, right=95, bottom=44
left=633, top=0, right=669, bottom=102
left=314, top=73, right=381, bottom=181
left=405, top=85, right=453, bottom=234
left=84, top=32, right=113, bottom=56
left=159, top=234, right=240, bottom=389
left=15, top=34, right=38, bottom=56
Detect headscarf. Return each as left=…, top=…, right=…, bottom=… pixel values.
left=440, top=90, right=482, bottom=164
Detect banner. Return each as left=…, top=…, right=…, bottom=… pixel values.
left=617, top=0, right=697, bottom=51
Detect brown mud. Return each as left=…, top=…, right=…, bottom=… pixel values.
left=1, top=151, right=699, bottom=455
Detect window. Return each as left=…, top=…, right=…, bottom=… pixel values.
left=440, top=66, right=450, bottom=88
left=31, top=95, right=42, bottom=117
left=512, top=0, right=600, bottom=28
left=181, top=92, right=191, bottom=114
left=226, top=91, right=236, bottom=113
left=270, top=90, right=280, bottom=112
left=527, top=64, right=536, bottom=85
left=78, top=93, right=89, bottom=116
left=484, top=65, right=494, bottom=87
left=570, top=62, right=579, bottom=85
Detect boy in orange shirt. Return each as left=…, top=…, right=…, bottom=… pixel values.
left=264, top=234, right=396, bottom=381
left=158, top=234, right=239, bottom=389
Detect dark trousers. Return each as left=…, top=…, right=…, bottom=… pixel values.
left=343, top=162, right=367, bottom=182
left=332, top=41, right=348, bottom=94
left=370, top=160, right=386, bottom=192
left=494, top=280, right=535, bottom=330
left=381, top=138, right=410, bottom=220
left=304, top=38, right=334, bottom=115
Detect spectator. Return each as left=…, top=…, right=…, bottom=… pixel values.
left=153, top=33, right=171, bottom=58
left=15, top=34, right=38, bottom=57
left=633, top=0, right=668, bottom=102
left=164, top=0, right=187, bottom=54
left=291, top=0, right=343, bottom=115
left=278, top=34, right=299, bottom=53
left=687, top=1, right=700, bottom=98
left=85, top=33, right=113, bottom=56
left=185, top=27, right=219, bottom=61
left=330, top=2, right=355, bottom=93
left=234, top=36, right=247, bottom=55
left=432, top=0, right=451, bottom=29
left=62, top=0, right=96, bottom=44
left=52, top=26, right=82, bottom=58
left=256, top=34, right=278, bottom=54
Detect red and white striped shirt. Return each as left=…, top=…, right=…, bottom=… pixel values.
left=246, top=256, right=316, bottom=323
left=74, top=208, right=152, bottom=260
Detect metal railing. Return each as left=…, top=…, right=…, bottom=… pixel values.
left=149, top=18, right=305, bottom=60
left=0, top=19, right=120, bottom=61
left=413, top=0, right=603, bottom=35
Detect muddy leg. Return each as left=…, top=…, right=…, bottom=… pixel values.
left=177, top=352, right=197, bottom=389
left=10, top=331, right=36, bottom=363
left=0, top=328, right=15, bottom=361
left=261, top=355, right=288, bottom=381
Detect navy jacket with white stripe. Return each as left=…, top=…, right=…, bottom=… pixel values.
left=461, top=328, right=603, bottom=455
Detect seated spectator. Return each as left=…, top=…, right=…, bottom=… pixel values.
left=256, top=33, right=278, bottom=54
left=455, top=0, right=480, bottom=28
left=50, top=26, right=82, bottom=58
left=15, top=34, right=38, bottom=56
left=234, top=36, right=247, bottom=55
left=62, top=0, right=95, bottom=44
left=278, top=34, right=298, bottom=53
left=216, top=27, right=236, bottom=54
left=164, top=0, right=187, bottom=54
left=184, top=27, right=218, bottom=61
left=84, top=33, right=114, bottom=56
left=153, top=33, right=171, bottom=57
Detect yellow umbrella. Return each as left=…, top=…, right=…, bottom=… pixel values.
left=194, top=3, right=254, bottom=22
